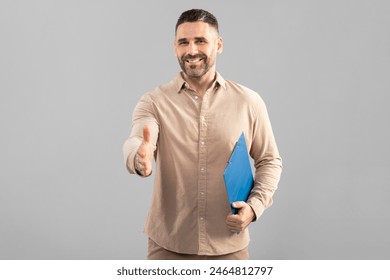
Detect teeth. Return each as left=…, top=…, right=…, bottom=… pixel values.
left=186, top=58, right=202, bottom=63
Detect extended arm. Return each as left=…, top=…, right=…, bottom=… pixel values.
left=123, top=94, right=159, bottom=176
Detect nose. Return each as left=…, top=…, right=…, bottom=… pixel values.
left=187, top=42, right=198, bottom=55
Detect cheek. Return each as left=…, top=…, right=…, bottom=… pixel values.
left=206, top=46, right=217, bottom=56
left=176, top=49, right=187, bottom=59
left=174, top=46, right=182, bottom=58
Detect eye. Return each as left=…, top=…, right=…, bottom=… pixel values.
left=178, top=41, right=188, bottom=46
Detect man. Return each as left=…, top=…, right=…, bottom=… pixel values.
left=123, top=9, right=282, bottom=260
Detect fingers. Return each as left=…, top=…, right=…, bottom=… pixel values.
left=135, top=125, right=153, bottom=176
left=135, top=151, right=146, bottom=172
left=135, top=148, right=152, bottom=176
left=226, top=212, right=245, bottom=233
left=136, top=143, right=152, bottom=174
left=226, top=215, right=244, bottom=233
left=226, top=202, right=255, bottom=233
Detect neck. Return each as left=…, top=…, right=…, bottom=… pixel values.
left=182, top=70, right=216, bottom=97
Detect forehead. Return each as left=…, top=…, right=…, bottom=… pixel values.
left=175, top=21, right=217, bottom=40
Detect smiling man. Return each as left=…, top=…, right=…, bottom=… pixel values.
left=175, top=20, right=221, bottom=86
left=123, top=9, right=282, bottom=260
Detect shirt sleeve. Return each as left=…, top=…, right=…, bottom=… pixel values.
left=122, top=93, right=159, bottom=176
left=247, top=96, right=283, bottom=220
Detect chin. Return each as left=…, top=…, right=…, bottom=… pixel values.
left=185, top=67, right=209, bottom=79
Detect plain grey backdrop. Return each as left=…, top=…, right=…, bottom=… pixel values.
left=1, top=0, right=389, bottom=259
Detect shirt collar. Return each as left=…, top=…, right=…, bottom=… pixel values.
left=174, top=72, right=226, bottom=93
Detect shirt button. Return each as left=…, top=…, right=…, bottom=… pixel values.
left=194, top=96, right=199, bottom=100
left=200, top=217, right=204, bottom=221
left=200, top=192, right=204, bottom=195
left=200, top=167, right=205, bottom=172
left=201, top=141, right=205, bottom=145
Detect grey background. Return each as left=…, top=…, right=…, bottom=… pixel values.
left=1, top=0, right=389, bottom=259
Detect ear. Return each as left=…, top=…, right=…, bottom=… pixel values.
left=217, top=36, right=223, bottom=54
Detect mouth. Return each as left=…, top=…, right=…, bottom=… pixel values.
left=183, top=56, right=205, bottom=64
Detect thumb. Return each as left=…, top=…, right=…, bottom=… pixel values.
left=232, top=201, right=246, bottom=209
left=143, top=125, right=150, bottom=144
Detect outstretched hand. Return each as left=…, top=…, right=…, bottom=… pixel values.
left=226, top=202, right=255, bottom=233
left=135, top=125, right=153, bottom=176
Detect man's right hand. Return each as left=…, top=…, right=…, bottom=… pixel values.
left=135, top=125, right=153, bottom=176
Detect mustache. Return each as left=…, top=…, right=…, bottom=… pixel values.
left=182, top=54, right=207, bottom=61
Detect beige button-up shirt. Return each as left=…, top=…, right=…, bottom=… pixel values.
left=123, top=72, right=282, bottom=255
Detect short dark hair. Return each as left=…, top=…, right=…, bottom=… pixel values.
left=175, top=9, right=219, bottom=34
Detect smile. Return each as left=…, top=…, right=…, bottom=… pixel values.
left=185, top=58, right=203, bottom=63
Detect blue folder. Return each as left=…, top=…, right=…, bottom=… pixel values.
left=223, top=132, right=254, bottom=214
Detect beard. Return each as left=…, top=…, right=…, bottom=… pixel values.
left=178, top=53, right=211, bottom=79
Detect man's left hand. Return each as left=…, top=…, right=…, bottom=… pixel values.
left=226, top=202, right=255, bottom=233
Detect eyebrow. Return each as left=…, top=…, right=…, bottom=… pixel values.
left=194, top=37, right=207, bottom=41
left=177, top=37, right=208, bottom=43
left=177, top=38, right=188, bottom=44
